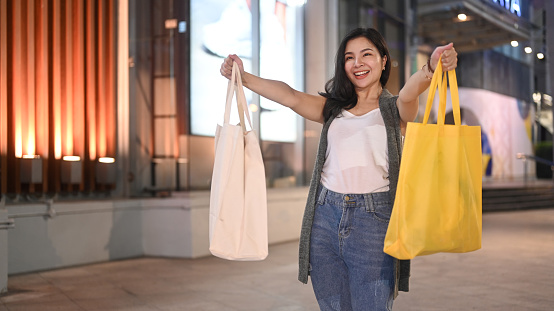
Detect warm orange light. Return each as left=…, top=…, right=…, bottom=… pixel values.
left=63, top=0, right=74, bottom=157
left=25, top=0, right=36, bottom=157
left=26, top=134, right=36, bottom=156
left=53, top=2, right=62, bottom=159
left=86, top=0, right=97, bottom=161
left=36, top=0, right=49, bottom=157
left=3, top=0, right=116, bottom=193
left=15, top=113, right=22, bottom=158
left=13, top=0, right=23, bottom=158
left=97, top=0, right=107, bottom=159
left=22, top=155, right=40, bottom=159
left=54, top=103, right=62, bottom=159
left=63, top=155, right=81, bottom=162
left=72, top=0, right=85, bottom=159
left=98, top=157, right=115, bottom=163
left=98, top=114, right=106, bottom=158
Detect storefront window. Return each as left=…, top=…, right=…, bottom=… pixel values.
left=190, top=0, right=253, bottom=136
left=259, top=0, right=304, bottom=143
left=190, top=0, right=305, bottom=189
left=190, top=0, right=304, bottom=141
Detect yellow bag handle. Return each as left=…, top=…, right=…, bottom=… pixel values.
left=422, top=56, right=461, bottom=126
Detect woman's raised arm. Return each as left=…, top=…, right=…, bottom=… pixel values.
left=221, top=54, right=326, bottom=124
left=397, top=43, right=458, bottom=126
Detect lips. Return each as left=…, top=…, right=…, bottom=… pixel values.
left=354, top=70, right=369, bottom=79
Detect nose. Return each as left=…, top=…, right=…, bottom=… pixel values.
left=353, top=57, right=362, bottom=67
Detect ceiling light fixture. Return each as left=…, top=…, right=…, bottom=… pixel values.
left=524, top=47, right=533, bottom=54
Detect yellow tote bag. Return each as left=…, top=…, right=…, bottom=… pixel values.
left=383, top=59, right=482, bottom=260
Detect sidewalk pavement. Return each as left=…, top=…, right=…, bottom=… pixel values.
left=1, top=208, right=553, bottom=310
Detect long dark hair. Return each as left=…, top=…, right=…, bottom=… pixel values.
left=320, top=28, right=391, bottom=122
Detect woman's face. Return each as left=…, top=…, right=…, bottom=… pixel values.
left=343, top=36, right=386, bottom=91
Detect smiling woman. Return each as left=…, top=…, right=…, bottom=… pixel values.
left=220, top=26, right=458, bottom=310
left=320, top=28, right=392, bottom=122
left=342, top=37, right=387, bottom=114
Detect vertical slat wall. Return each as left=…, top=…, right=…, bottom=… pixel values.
left=0, top=0, right=116, bottom=197
left=85, top=0, right=97, bottom=189
left=51, top=0, right=62, bottom=192
left=36, top=0, right=49, bottom=191
left=0, top=0, right=7, bottom=194
left=105, top=0, right=115, bottom=159
left=13, top=0, right=23, bottom=160
left=6, top=0, right=18, bottom=194
left=97, top=0, right=106, bottom=159
left=72, top=0, right=85, bottom=191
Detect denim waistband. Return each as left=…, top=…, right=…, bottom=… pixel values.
left=317, top=184, right=390, bottom=208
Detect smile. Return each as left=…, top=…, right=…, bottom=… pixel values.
left=353, top=70, right=369, bottom=79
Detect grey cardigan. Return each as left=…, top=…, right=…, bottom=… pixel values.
left=297, top=89, right=410, bottom=296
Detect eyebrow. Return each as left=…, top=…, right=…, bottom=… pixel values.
left=344, top=48, right=374, bottom=56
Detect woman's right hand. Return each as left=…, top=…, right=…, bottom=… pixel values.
left=220, top=54, right=244, bottom=80
left=220, top=53, right=325, bottom=124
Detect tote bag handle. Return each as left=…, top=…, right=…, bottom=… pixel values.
left=224, top=62, right=254, bottom=133
left=422, top=56, right=461, bottom=126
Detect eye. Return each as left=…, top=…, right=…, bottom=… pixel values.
left=363, top=52, right=372, bottom=57
left=345, top=56, right=353, bottom=61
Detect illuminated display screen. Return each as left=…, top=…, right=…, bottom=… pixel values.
left=190, top=0, right=304, bottom=142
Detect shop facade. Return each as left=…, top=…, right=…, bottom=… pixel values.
left=0, top=0, right=551, bottom=293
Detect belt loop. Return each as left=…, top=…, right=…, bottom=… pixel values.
left=364, top=193, right=374, bottom=213
left=317, top=185, right=328, bottom=205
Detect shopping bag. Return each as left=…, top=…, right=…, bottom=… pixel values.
left=209, top=62, right=268, bottom=261
left=383, top=58, right=482, bottom=260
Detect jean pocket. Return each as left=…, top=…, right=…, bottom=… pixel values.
left=372, top=201, right=392, bottom=223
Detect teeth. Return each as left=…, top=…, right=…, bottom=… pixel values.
left=354, top=71, right=369, bottom=76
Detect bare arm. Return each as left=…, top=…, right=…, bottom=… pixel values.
left=221, top=55, right=326, bottom=124
left=397, top=43, right=458, bottom=125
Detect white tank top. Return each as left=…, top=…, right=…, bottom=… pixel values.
left=321, top=108, right=390, bottom=194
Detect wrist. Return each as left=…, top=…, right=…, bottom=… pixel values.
left=241, top=71, right=250, bottom=87
left=427, top=57, right=435, bottom=73
left=421, top=64, right=433, bottom=80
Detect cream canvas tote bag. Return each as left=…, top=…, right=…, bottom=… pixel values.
left=209, top=62, right=268, bottom=261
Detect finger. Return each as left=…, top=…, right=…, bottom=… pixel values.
left=442, top=58, right=458, bottom=71
left=439, top=42, right=454, bottom=53
left=229, top=54, right=239, bottom=63
left=442, top=48, right=457, bottom=60
left=440, top=47, right=458, bottom=71
left=430, top=43, right=453, bottom=71
left=229, top=54, right=244, bottom=73
left=435, top=43, right=455, bottom=58
left=220, top=56, right=234, bottom=79
left=224, top=56, right=233, bottom=69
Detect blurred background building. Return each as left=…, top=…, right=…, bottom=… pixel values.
left=0, top=0, right=553, bottom=294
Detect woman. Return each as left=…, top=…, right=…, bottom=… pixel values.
left=220, top=28, right=457, bottom=310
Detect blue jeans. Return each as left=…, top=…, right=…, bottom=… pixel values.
left=309, top=184, right=395, bottom=311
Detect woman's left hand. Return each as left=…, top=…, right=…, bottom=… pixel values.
left=430, top=43, right=458, bottom=72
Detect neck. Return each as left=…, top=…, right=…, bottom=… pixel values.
left=356, top=85, right=382, bottom=105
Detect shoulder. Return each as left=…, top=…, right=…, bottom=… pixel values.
left=380, top=89, right=398, bottom=104
left=379, top=89, right=400, bottom=117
